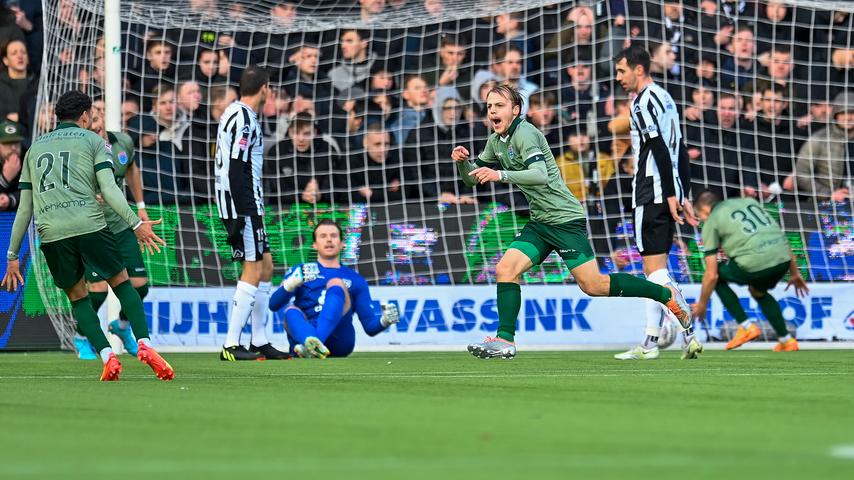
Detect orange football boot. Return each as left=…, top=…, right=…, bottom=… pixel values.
left=137, top=343, right=175, bottom=381
left=100, top=353, right=122, bottom=381
left=725, top=323, right=761, bottom=350
left=773, top=338, right=799, bottom=352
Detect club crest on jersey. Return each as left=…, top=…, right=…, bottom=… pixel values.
left=238, top=137, right=248, bottom=151
left=118, top=151, right=129, bottom=165
left=507, top=146, right=515, bottom=159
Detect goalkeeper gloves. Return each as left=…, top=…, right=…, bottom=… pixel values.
left=380, top=303, right=400, bottom=328
left=282, top=263, right=320, bottom=292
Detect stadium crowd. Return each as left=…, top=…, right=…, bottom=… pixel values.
left=1, top=0, right=852, bottom=237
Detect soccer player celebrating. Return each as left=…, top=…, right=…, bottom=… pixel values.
left=1, top=90, right=173, bottom=381
left=215, top=66, right=288, bottom=361
left=453, top=84, right=694, bottom=359
left=613, top=44, right=703, bottom=361
left=268, top=219, right=400, bottom=358
left=72, top=98, right=150, bottom=360
left=691, top=190, right=809, bottom=351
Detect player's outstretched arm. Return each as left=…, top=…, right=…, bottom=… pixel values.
left=125, top=162, right=149, bottom=222
left=351, top=280, right=399, bottom=336
left=2, top=189, right=32, bottom=291
left=691, top=254, right=719, bottom=320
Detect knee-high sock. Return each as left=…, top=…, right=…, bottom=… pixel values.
left=756, top=294, right=788, bottom=337
left=715, top=280, right=747, bottom=323
left=316, top=285, right=347, bottom=342
left=608, top=273, right=670, bottom=303
left=645, top=269, right=678, bottom=336
left=89, top=291, right=108, bottom=314
left=112, top=280, right=150, bottom=341
left=225, top=281, right=257, bottom=347
left=250, top=281, right=272, bottom=347
left=71, top=297, right=110, bottom=355
left=284, top=308, right=317, bottom=345
left=118, top=285, right=149, bottom=330
left=496, top=282, right=521, bottom=342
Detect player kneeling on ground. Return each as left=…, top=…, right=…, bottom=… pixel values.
left=690, top=190, right=809, bottom=351
left=268, top=220, right=399, bottom=358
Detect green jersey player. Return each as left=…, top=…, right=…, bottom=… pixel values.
left=1, top=90, right=173, bottom=381
left=73, top=98, right=151, bottom=360
left=691, top=190, right=809, bottom=352
left=454, top=85, right=695, bottom=359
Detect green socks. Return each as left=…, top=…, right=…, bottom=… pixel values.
left=89, top=291, right=108, bottom=313
left=71, top=297, right=109, bottom=352
left=756, top=293, right=788, bottom=337
left=112, top=280, right=150, bottom=340
left=496, top=282, right=521, bottom=342
left=715, top=281, right=747, bottom=322
left=608, top=273, right=670, bottom=303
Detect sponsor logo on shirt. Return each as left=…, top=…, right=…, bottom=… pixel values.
left=238, top=137, right=248, bottom=151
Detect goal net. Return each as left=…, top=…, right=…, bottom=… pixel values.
left=34, top=0, right=854, bottom=349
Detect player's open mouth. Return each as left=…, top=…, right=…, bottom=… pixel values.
left=490, top=118, right=502, bottom=129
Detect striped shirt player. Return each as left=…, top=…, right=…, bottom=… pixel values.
left=629, top=81, right=688, bottom=255
left=214, top=100, right=268, bottom=262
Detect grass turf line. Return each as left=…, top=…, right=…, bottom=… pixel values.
left=0, top=351, right=852, bottom=480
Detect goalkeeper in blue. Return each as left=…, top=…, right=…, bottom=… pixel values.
left=268, top=219, right=400, bottom=358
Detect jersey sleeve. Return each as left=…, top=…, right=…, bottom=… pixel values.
left=94, top=136, right=114, bottom=172
left=351, top=274, right=386, bottom=336
left=230, top=109, right=252, bottom=162
left=515, top=127, right=546, bottom=166
left=634, top=102, right=660, bottom=141
left=701, top=214, right=720, bottom=255
left=475, top=138, right=498, bottom=167
left=18, top=150, right=31, bottom=189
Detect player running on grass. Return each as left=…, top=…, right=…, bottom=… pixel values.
left=691, top=190, right=809, bottom=351
left=453, top=84, right=695, bottom=359
left=73, top=97, right=150, bottom=360
left=1, top=90, right=173, bottom=381
left=268, top=219, right=400, bottom=358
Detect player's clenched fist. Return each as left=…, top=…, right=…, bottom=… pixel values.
left=451, top=145, right=470, bottom=162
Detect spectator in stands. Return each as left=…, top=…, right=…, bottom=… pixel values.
left=349, top=125, right=403, bottom=204
left=526, top=91, right=561, bottom=154
left=829, top=46, right=854, bottom=99
left=543, top=5, right=596, bottom=81
left=189, top=47, right=227, bottom=86
left=690, top=54, right=718, bottom=89
left=797, top=89, right=834, bottom=133
left=473, top=44, right=536, bottom=115
left=720, top=24, right=757, bottom=92
left=130, top=37, right=176, bottom=111
left=283, top=44, right=333, bottom=112
left=270, top=1, right=298, bottom=25
left=556, top=123, right=595, bottom=202
left=470, top=72, right=498, bottom=117
left=122, top=99, right=140, bottom=130
left=421, top=34, right=471, bottom=95
left=5, top=2, right=39, bottom=73
left=697, top=92, right=756, bottom=198
left=789, top=91, right=853, bottom=203
left=388, top=74, right=432, bottom=146
left=560, top=53, right=606, bottom=124
left=184, top=85, right=237, bottom=203
left=148, top=84, right=178, bottom=145
left=648, top=40, right=684, bottom=105
left=658, top=1, right=700, bottom=67
left=330, top=96, right=366, bottom=156
left=741, top=82, right=803, bottom=199
left=176, top=79, right=203, bottom=127
left=0, top=39, right=35, bottom=122
left=752, top=45, right=809, bottom=117
left=755, top=1, right=794, bottom=56
left=418, top=87, right=478, bottom=204
left=0, top=119, right=22, bottom=211
left=266, top=112, right=339, bottom=206
left=359, top=0, right=386, bottom=23
left=493, top=12, right=530, bottom=61
left=328, top=29, right=375, bottom=92
left=127, top=113, right=183, bottom=206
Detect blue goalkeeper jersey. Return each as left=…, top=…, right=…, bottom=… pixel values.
left=277, top=263, right=384, bottom=336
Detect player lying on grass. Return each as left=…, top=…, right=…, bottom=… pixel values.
left=453, top=84, right=695, bottom=360
left=1, top=90, right=173, bottom=381
left=73, top=97, right=149, bottom=360
left=268, top=219, right=399, bottom=358
left=690, top=190, right=809, bottom=352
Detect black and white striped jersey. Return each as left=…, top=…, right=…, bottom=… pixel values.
left=629, top=82, right=684, bottom=208
left=214, top=101, right=264, bottom=219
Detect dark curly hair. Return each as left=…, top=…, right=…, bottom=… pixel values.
left=55, top=90, right=93, bottom=122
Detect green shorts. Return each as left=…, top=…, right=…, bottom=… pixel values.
left=510, top=219, right=595, bottom=270
left=718, top=260, right=790, bottom=292
left=40, top=228, right=126, bottom=290
left=85, top=228, right=146, bottom=282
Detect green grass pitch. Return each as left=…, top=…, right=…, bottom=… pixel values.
left=1, top=350, right=853, bottom=479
